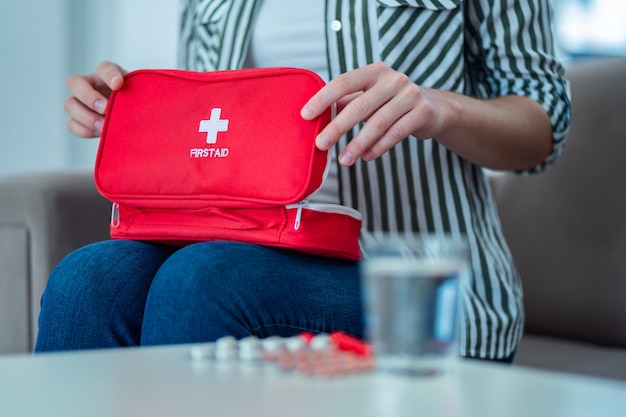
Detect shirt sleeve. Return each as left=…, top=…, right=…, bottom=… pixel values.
left=463, top=0, right=572, bottom=174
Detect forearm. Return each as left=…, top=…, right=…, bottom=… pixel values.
left=425, top=89, right=553, bottom=172
left=303, top=62, right=557, bottom=171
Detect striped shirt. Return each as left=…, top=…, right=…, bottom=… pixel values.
left=178, top=0, right=572, bottom=359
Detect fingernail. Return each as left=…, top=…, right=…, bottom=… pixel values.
left=339, top=151, right=354, bottom=166
left=316, top=134, right=332, bottom=150
left=110, top=75, right=122, bottom=88
left=301, top=105, right=314, bottom=119
left=94, top=119, right=103, bottom=135
left=94, top=99, right=106, bottom=113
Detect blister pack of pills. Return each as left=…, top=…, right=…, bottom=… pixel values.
left=189, top=331, right=374, bottom=377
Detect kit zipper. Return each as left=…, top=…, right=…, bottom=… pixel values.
left=110, top=200, right=361, bottom=232
left=293, top=200, right=308, bottom=231
left=288, top=200, right=362, bottom=231
left=110, top=203, right=120, bottom=228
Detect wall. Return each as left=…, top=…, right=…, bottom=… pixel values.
left=0, top=0, right=178, bottom=177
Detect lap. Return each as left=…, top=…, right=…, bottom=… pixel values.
left=143, top=241, right=363, bottom=343
left=153, top=241, right=358, bottom=296
left=38, top=240, right=363, bottom=349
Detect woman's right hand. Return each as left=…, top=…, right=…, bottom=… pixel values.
left=64, top=61, right=127, bottom=138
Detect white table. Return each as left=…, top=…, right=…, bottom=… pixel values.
left=1, top=344, right=626, bottom=417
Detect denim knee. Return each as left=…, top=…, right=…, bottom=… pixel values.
left=35, top=240, right=174, bottom=352
left=141, top=242, right=364, bottom=345
left=141, top=242, right=267, bottom=344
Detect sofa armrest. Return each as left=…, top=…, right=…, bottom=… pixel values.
left=0, top=171, right=111, bottom=353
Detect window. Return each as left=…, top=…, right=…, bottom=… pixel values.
left=555, top=0, right=626, bottom=57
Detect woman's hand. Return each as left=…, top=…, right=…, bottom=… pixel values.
left=301, top=61, right=553, bottom=171
left=64, top=61, right=127, bottom=138
left=301, top=62, right=447, bottom=167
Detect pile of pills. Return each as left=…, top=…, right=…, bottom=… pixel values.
left=189, top=331, right=374, bottom=377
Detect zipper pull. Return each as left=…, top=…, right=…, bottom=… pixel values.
left=110, top=203, right=120, bottom=228
left=294, top=200, right=308, bottom=231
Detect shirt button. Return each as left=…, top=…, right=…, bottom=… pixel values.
left=330, top=20, right=342, bottom=32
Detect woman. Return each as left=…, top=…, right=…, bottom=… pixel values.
left=37, top=0, right=571, bottom=362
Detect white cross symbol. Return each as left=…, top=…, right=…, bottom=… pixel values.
left=198, top=108, right=229, bottom=144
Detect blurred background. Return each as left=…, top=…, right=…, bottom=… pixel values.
left=0, top=0, right=178, bottom=177
left=0, top=0, right=624, bottom=177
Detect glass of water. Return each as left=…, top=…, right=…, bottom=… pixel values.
left=360, top=234, right=469, bottom=377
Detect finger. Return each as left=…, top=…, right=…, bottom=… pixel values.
left=361, top=109, right=423, bottom=163
left=301, top=66, right=378, bottom=120
left=313, top=91, right=363, bottom=151
left=338, top=96, right=414, bottom=165
left=64, top=96, right=104, bottom=138
left=67, top=116, right=100, bottom=138
left=66, top=62, right=126, bottom=116
left=95, top=60, right=126, bottom=92
left=315, top=83, right=397, bottom=151
left=66, top=74, right=110, bottom=115
left=350, top=84, right=425, bottom=156
left=345, top=86, right=438, bottom=165
left=335, top=91, right=363, bottom=113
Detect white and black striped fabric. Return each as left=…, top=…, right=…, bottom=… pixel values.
left=178, top=0, right=572, bottom=359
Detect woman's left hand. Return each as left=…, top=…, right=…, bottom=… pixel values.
left=301, top=62, right=448, bottom=167
left=301, top=61, right=554, bottom=172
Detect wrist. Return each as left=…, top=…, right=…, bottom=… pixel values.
left=420, top=88, right=464, bottom=141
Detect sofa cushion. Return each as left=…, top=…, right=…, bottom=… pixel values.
left=515, top=334, right=626, bottom=381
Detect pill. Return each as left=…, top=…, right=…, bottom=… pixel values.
left=215, top=335, right=238, bottom=360
left=189, top=343, right=214, bottom=361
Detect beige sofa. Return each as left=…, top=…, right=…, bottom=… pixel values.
left=1, top=57, right=625, bottom=381
left=491, top=57, right=626, bottom=380
left=0, top=172, right=110, bottom=353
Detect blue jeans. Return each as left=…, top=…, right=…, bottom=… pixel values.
left=35, top=240, right=363, bottom=352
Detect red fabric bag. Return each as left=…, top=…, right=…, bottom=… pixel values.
left=94, top=67, right=362, bottom=260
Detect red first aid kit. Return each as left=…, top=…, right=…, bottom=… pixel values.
left=94, top=67, right=362, bottom=260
